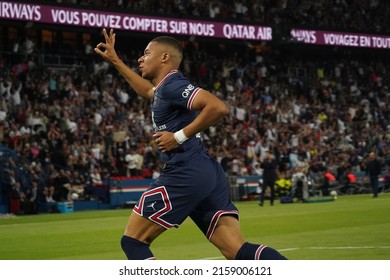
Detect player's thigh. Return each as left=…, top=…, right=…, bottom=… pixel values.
left=124, top=212, right=166, bottom=244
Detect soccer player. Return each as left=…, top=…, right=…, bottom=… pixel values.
left=95, top=29, right=286, bottom=260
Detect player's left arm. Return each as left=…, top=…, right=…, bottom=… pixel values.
left=183, top=89, right=229, bottom=136
left=154, top=89, right=228, bottom=152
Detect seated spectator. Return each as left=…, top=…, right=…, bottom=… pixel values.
left=42, top=164, right=59, bottom=203
left=341, top=170, right=359, bottom=194
left=346, top=171, right=357, bottom=185
left=43, top=184, right=56, bottom=203
left=90, top=166, right=104, bottom=186
left=125, top=149, right=138, bottom=177
left=22, top=180, right=38, bottom=214
left=89, top=166, right=109, bottom=203
left=53, top=169, right=71, bottom=202
left=323, top=169, right=337, bottom=196
left=9, top=181, right=24, bottom=214
left=69, top=170, right=86, bottom=200
left=275, top=171, right=292, bottom=203
left=383, top=171, right=390, bottom=186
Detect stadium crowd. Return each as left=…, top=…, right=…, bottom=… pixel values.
left=1, top=0, right=390, bottom=214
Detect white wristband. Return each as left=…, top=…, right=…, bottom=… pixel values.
left=174, top=129, right=188, bottom=145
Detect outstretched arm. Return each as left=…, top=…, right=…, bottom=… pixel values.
left=94, top=29, right=154, bottom=100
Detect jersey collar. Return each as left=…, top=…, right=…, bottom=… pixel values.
left=154, top=70, right=179, bottom=91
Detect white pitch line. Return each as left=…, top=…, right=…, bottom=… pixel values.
left=202, top=246, right=390, bottom=260
left=279, top=246, right=390, bottom=251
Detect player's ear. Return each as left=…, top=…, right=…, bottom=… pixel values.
left=161, top=52, right=169, bottom=63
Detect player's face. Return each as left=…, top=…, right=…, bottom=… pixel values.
left=138, top=42, right=162, bottom=80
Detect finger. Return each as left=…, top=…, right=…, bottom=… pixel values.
left=103, top=28, right=109, bottom=42
left=94, top=47, right=101, bottom=55
left=94, top=46, right=103, bottom=56
left=160, top=145, right=167, bottom=153
left=111, top=30, right=116, bottom=46
left=95, top=42, right=106, bottom=50
left=94, top=43, right=106, bottom=56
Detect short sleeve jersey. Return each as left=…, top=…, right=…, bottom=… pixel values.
left=151, top=70, right=207, bottom=164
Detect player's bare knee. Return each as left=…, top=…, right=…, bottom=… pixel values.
left=211, top=236, right=243, bottom=260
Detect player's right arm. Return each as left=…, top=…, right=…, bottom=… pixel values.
left=94, top=29, right=154, bottom=100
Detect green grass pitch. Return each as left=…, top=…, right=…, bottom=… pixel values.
left=0, top=193, right=389, bottom=260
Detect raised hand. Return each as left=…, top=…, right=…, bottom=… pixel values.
left=94, top=28, right=120, bottom=64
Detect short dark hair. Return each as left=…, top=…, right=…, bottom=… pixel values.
left=151, top=36, right=183, bottom=56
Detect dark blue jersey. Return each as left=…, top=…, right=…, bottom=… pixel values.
left=135, top=70, right=239, bottom=238
left=151, top=70, right=207, bottom=164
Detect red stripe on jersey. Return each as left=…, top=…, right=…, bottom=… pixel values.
left=187, top=87, right=201, bottom=110
left=154, top=70, right=178, bottom=91
left=206, top=210, right=239, bottom=240
left=255, top=245, right=266, bottom=260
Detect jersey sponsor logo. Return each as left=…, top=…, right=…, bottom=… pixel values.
left=158, top=124, right=166, bottom=130
left=182, top=84, right=195, bottom=98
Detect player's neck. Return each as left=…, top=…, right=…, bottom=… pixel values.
left=152, top=68, right=179, bottom=87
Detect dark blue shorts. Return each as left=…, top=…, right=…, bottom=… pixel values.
left=133, top=155, right=239, bottom=240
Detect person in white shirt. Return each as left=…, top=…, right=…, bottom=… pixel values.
left=11, top=83, right=22, bottom=107
left=125, top=149, right=138, bottom=177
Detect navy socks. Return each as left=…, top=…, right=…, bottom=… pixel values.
left=235, top=242, right=287, bottom=260
left=120, top=235, right=155, bottom=260
left=121, top=236, right=286, bottom=260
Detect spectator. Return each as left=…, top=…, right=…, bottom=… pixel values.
left=125, top=149, right=138, bottom=177
left=343, top=169, right=358, bottom=194
left=89, top=165, right=109, bottom=202
left=69, top=170, right=86, bottom=200
left=90, top=166, right=104, bottom=186
left=259, top=150, right=278, bottom=206
left=365, top=152, right=383, bottom=198
left=9, top=182, right=26, bottom=214
left=323, top=169, right=337, bottom=196
left=134, top=146, right=144, bottom=177
left=22, top=180, right=38, bottom=214
left=53, top=169, right=72, bottom=202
